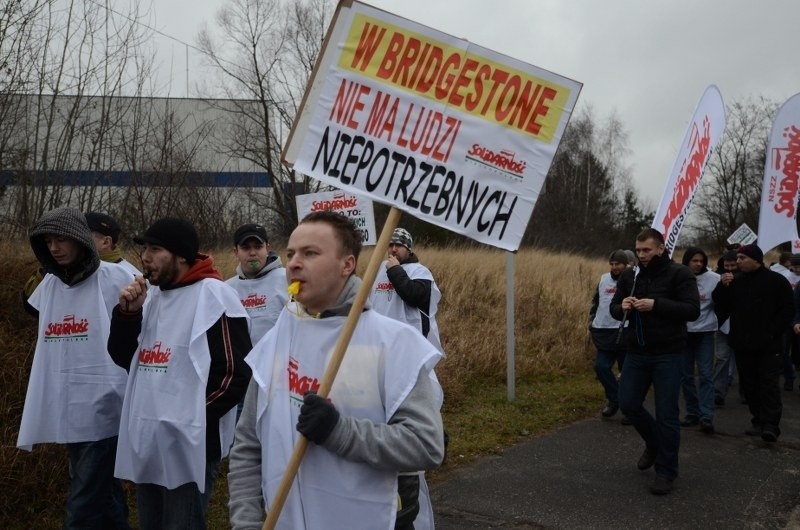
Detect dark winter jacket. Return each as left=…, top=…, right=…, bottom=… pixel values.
left=387, top=253, right=433, bottom=337
left=107, top=253, right=253, bottom=462
left=712, top=264, right=793, bottom=352
left=610, top=253, right=700, bottom=355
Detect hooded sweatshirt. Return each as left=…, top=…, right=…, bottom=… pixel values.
left=681, top=247, right=720, bottom=333
left=29, top=207, right=100, bottom=286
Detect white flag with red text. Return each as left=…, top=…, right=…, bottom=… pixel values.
left=651, top=85, right=726, bottom=254
left=757, top=92, right=800, bottom=253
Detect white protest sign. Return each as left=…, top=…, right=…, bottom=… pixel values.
left=652, top=85, right=726, bottom=255
left=757, top=92, right=800, bottom=253
left=726, top=223, right=757, bottom=246
left=295, top=189, right=377, bottom=245
left=283, top=1, right=581, bottom=251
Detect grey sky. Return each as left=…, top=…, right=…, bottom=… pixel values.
left=153, top=0, right=800, bottom=207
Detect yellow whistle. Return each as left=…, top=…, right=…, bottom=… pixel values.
left=288, top=280, right=300, bottom=297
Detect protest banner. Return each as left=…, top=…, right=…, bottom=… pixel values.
left=295, top=189, right=377, bottom=245
left=726, top=222, right=757, bottom=246
left=284, top=0, right=581, bottom=252
left=757, top=92, right=800, bottom=252
left=269, top=1, right=581, bottom=526
left=651, top=85, right=725, bottom=255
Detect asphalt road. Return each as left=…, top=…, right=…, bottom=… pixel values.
left=431, top=380, right=800, bottom=529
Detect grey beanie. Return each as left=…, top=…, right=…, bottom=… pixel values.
left=609, top=249, right=629, bottom=265
left=624, top=250, right=636, bottom=265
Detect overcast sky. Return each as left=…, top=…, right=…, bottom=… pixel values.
left=151, top=0, right=800, bottom=207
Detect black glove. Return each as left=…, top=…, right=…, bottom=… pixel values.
left=296, top=391, right=340, bottom=445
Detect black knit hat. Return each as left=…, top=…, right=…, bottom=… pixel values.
left=134, top=218, right=199, bottom=264
left=85, top=212, right=121, bottom=243
left=736, top=244, right=764, bottom=264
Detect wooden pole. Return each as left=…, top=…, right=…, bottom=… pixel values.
left=262, top=207, right=402, bottom=529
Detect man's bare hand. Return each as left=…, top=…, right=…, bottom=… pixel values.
left=119, top=275, right=148, bottom=312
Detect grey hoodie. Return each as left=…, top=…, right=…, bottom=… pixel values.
left=29, top=207, right=100, bottom=286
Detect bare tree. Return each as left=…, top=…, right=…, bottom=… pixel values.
left=196, top=0, right=335, bottom=238
left=0, top=0, right=158, bottom=234
left=524, top=106, right=647, bottom=253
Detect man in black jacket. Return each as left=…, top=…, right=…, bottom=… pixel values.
left=712, top=244, right=793, bottom=442
left=108, top=218, right=252, bottom=529
left=611, top=228, right=700, bottom=495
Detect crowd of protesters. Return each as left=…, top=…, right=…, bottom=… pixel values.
left=17, top=208, right=445, bottom=529
left=590, top=235, right=795, bottom=496
left=15, top=205, right=800, bottom=528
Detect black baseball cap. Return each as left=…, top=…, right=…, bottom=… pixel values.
left=85, top=212, right=121, bottom=243
left=234, top=224, right=268, bottom=246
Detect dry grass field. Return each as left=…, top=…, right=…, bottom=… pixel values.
left=1, top=240, right=609, bottom=528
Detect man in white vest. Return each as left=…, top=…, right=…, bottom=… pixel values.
left=228, top=211, right=445, bottom=530
left=226, top=223, right=288, bottom=347
left=18, top=206, right=134, bottom=529
left=589, top=250, right=629, bottom=421
left=679, top=247, right=720, bottom=434
left=369, top=227, right=443, bottom=353
left=108, top=217, right=253, bottom=529
left=226, top=223, right=288, bottom=420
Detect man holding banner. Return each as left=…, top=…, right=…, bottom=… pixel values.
left=227, top=211, right=444, bottom=529
left=611, top=228, right=699, bottom=496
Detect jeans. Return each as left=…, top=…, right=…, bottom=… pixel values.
left=736, top=347, right=782, bottom=434
left=594, top=348, right=626, bottom=406
left=64, top=436, right=131, bottom=530
left=620, top=352, right=683, bottom=481
left=681, top=332, right=715, bottom=421
left=136, top=459, right=220, bottom=530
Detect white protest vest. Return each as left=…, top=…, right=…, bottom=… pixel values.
left=18, top=262, right=132, bottom=449
left=249, top=307, right=441, bottom=530
left=116, top=258, right=142, bottom=278
left=226, top=269, right=288, bottom=344
left=115, top=279, right=247, bottom=491
left=780, top=269, right=800, bottom=290
left=590, top=272, right=621, bottom=329
left=688, top=270, right=720, bottom=333
left=370, top=262, right=444, bottom=354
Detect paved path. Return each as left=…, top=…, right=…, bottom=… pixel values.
left=431, top=383, right=800, bottom=529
